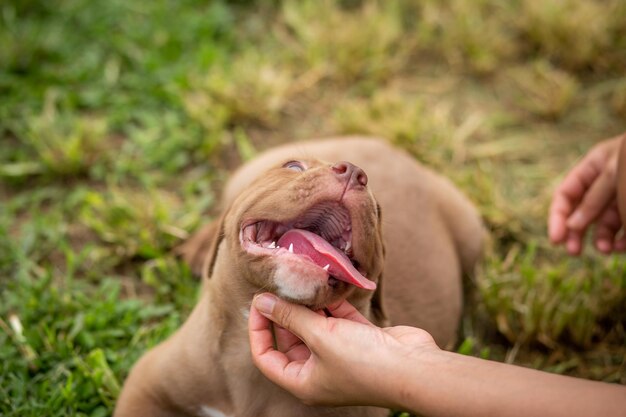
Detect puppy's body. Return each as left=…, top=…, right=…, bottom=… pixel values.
left=115, top=137, right=484, bottom=417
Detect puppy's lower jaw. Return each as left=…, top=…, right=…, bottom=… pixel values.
left=273, top=261, right=328, bottom=302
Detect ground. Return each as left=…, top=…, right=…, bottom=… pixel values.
left=1, top=1, right=625, bottom=416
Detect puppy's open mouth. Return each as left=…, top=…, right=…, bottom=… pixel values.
left=240, top=201, right=376, bottom=290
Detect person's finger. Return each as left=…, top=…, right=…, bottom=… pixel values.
left=548, top=159, right=600, bottom=243
left=549, top=144, right=614, bottom=242
left=274, top=322, right=311, bottom=361
left=566, top=229, right=584, bottom=256
left=248, top=305, right=308, bottom=391
left=614, top=232, right=626, bottom=252
left=549, top=189, right=576, bottom=244
left=283, top=340, right=311, bottom=362
left=326, top=299, right=373, bottom=325
left=249, top=303, right=277, bottom=358
left=274, top=324, right=307, bottom=355
left=566, top=162, right=618, bottom=232
left=252, top=293, right=325, bottom=343
left=593, top=203, right=622, bottom=253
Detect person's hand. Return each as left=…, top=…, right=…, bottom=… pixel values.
left=249, top=294, right=626, bottom=417
left=248, top=293, right=438, bottom=408
left=548, top=134, right=626, bottom=255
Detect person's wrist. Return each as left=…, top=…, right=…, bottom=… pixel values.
left=384, top=345, right=446, bottom=413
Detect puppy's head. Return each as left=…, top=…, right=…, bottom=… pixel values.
left=205, top=158, right=385, bottom=311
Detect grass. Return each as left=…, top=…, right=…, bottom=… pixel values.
left=1, top=0, right=625, bottom=415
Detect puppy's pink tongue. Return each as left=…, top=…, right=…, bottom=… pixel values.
left=277, top=229, right=376, bottom=291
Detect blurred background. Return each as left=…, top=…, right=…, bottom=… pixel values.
left=1, top=0, right=625, bottom=415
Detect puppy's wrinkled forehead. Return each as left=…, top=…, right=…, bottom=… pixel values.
left=233, top=158, right=343, bottom=222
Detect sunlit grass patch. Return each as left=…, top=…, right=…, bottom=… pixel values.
left=138, top=256, right=199, bottom=313
left=502, top=61, right=580, bottom=120
left=333, top=89, right=457, bottom=165
left=79, top=187, right=201, bottom=261
left=418, top=0, right=517, bottom=74
left=516, top=0, right=613, bottom=71
left=480, top=243, right=626, bottom=349
left=2, top=98, right=109, bottom=180
left=0, top=271, right=187, bottom=417
left=184, top=50, right=296, bottom=128
left=119, top=111, right=219, bottom=179
left=605, top=1, right=626, bottom=72
left=277, top=0, right=413, bottom=84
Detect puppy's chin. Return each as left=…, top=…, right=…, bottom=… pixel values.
left=270, top=258, right=353, bottom=309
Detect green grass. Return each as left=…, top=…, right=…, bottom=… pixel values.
left=1, top=0, right=625, bottom=415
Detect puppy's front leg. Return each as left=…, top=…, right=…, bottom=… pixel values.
left=115, top=347, right=186, bottom=417
left=115, top=379, right=173, bottom=417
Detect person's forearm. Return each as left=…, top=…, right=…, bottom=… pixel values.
left=391, top=350, right=626, bottom=417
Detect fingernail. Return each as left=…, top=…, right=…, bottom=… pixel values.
left=253, top=293, right=277, bottom=315
left=567, top=211, right=585, bottom=229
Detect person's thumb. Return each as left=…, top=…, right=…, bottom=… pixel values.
left=252, top=292, right=323, bottom=342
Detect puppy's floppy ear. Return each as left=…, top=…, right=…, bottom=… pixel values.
left=175, top=214, right=225, bottom=279
left=370, top=202, right=389, bottom=326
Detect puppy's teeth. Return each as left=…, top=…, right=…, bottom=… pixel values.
left=345, top=241, right=352, bottom=252
left=288, top=243, right=294, bottom=253
left=323, top=264, right=330, bottom=271
left=268, top=241, right=276, bottom=248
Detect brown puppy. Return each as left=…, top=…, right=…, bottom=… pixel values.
left=115, top=137, right=484, bottom=417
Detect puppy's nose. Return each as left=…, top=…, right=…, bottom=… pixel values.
left=332, top=161, right=368, bottom=189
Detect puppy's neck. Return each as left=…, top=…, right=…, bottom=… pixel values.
left=205, top=241, right=257, bottom=326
